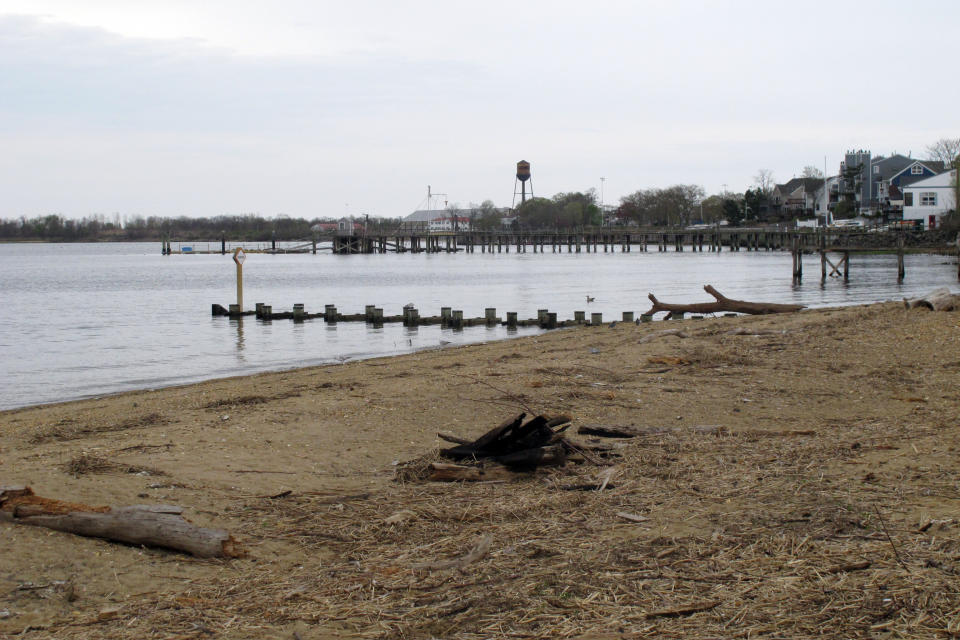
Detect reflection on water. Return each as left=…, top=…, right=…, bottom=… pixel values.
left=230, top=317, right=246, bottom=359
left=0, top=242, right=957, bottom=410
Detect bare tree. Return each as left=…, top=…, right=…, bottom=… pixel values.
left=754, top=169, right=775, bottom=197
left=925, top=138, right=960, bottom=167
left=801, top=165, right=824, bottom=179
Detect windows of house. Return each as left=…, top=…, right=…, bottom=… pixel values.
left=873, top=165, right=880, bottom=174
left=911, top=165, right=924, bottom=175
left=904, top=192, right=913, bottom=206
left=920, top=192, right=937, bottom=206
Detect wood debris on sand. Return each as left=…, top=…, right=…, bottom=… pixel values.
left=644, top=284, right=805, bottom=319
left=2, top=301, right=960, bottom=639
left=0, top=486, right=243, bottom=559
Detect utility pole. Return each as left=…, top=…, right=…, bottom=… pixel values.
left=600, top=177, right=606, bottom=226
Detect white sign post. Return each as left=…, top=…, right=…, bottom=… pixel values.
left=233, top=248, right=245, bottom=312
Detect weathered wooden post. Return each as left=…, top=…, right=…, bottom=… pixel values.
left=261, top=304, right=272, bottom=319
left=441, top=307, right=452, bottom=324
left=452, top=310, right=464, bottom=329
left=373, top=307, right=383, bottom=324
left=506, top=312, right=518, bottom=328
left=255, top=302, right=264, bottom=318
left=622, top=311, right=634, bottom=322
left=574, top=310, right=586, bottom=324
left=897, top=234, right=905, bottom=282
left=546, top=312, right=557, bottom=329
left=485, top=308, right=497, bottom=325
left=228, top=303, right=240, bottom=316
left=537, top=309, right=548, bottom=326
left=324, top=304, right=337, bottom=322
left=640, top=314, right=652, bottom=323
left=232, top=248, right=245, bottom=312
left=843, top=251, right=849, bottom=283
left=293, top=303, right=305, bottom=322
left=365, top=305, right=376, bottom=321
left=590, top=312, right=602, bottom=325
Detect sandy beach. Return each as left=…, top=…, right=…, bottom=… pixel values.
left=2, top=300, right=959, bottom=639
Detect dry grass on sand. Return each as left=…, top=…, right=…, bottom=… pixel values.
left=1, top=301, right=959, bottom=638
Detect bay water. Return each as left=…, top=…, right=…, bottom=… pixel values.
left=0, top=241, right=955, bottom=410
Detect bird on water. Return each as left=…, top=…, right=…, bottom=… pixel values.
left=586, top=296, right=595, bottom=303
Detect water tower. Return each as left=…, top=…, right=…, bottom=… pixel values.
left=512, top=160, right=533, bottom=208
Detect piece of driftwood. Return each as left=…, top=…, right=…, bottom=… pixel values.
left=579, top=425, right=726, bottom=438
left=904, top=287, right=960, bottom=311
left=437, top=431, right=472, bottom=445
left=494, top=444, right=566, bottom=467
left=644, top=600, right=721, bottom=619
left=428, top=463, right=517, bottom=482
left=644, top=285, right=805, bottom=318
left=616, top=511, right=650, bottom=523
left=0, top=486, right=243, bottom=558
left=824, top=560, right=871, bottom=574
left=440, top=414, right=571, bottom=463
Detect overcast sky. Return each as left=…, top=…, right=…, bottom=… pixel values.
left=1, top=1, right=957, bottom=220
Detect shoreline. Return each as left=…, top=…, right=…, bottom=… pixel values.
left=0, top=292, right=945, bottom=414
left=2, top=300, right=959, bottom=638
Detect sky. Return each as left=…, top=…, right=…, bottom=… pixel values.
left=1, top=1, right=958, bottom=220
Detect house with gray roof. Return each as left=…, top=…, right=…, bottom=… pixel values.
left=838, top=151, right=945, bottom=218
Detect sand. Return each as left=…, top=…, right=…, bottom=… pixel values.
left=1, top=301, right=959, bottom=638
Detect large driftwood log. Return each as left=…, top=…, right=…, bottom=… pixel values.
left=904, top=287, right=960, bottom=312
left=644, top=285, right=805, bottom=318
left=0, top=486, right=243, bottom=558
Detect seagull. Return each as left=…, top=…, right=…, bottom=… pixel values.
left=586, top=296, right=595, bottom=303
left=608, top=321, right=617, bottom=329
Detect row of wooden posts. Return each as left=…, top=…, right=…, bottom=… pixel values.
left=213, top=303, right=688, bottom=327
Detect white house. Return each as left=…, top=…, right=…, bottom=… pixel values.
left=902, top=170, right=957, bottom=230
left=427, top=215, right=471, bottom=232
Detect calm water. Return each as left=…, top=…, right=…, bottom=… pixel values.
left=0, top=242, right=956, bottom=410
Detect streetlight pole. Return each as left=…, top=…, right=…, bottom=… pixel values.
left=600, top=177, right=606, bottom=226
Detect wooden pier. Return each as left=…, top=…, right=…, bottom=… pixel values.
left=174, top=228, right=959, bottom=284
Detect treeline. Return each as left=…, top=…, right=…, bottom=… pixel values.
left=0, top=214, right=405, bottom=242
left=513, top=192, right=602, bottom=229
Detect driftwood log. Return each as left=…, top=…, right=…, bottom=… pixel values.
left=0, top=486, right=243, bottom=558
left=579, top=425, right=726, bottom=438
left=644, top=285, right=805, bottom=318
left=904, top=287, right=960, bottom=312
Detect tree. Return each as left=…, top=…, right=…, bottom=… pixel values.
left=472, top=200, right=502, bottom=231
left=743, top=189, right=764, bottom=223
left=616, top=185, right=704, bottom=227
left=801, top=166, right=824, bottom=179
left=699, top=195, right=724, bottom=223
left=925, top=138, right=960, bottom=167
left=753, top=169, right=775, bottom=198
left=722, top=198, right=743, bottom=227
